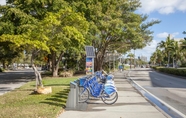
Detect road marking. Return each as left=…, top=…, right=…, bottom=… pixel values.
left=154, top=78, right=160, bottom=80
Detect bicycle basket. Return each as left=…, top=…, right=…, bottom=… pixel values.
left=79, top=77, right=86, bottom=87
left=106, top=75, right=114, bottom=80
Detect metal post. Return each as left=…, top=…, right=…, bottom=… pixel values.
left=109, top=53, right=110, bottom=73
left=134, top=49, right=135, bottom=68
left=113, top=53, right=115, bottom=71
left=92, top=58, right=94, bottom=74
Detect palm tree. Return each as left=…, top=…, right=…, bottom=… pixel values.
left=180, top=39, right=186, bottom=51
left=180, top=38, right=186, bottom=65
left=157, top=35, right=174, bottom=67
left=150, top=52, right=157, bottom=65
left=127, top=53, right=134, bottom=69
left=172, top=41, right=182, bottom=68
left=155, top=48, right=164, bottom=66
left=179, top=31, right=186, bottom=65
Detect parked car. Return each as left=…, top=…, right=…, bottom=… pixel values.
left=146, top=65, right=149, bottom=68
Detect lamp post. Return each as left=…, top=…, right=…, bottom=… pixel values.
left=109, top=53, right=111, bottom=73
left=113, top=52, right=115, bottom=71
left=113, top=50, right=117, bottom=71
left=134, top=49, right=136, bottom=68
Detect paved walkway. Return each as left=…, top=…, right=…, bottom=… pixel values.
left=58, top=71, right=168, bottom=118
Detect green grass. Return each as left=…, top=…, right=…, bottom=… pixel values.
left=0, top=77, right=78, bottom=118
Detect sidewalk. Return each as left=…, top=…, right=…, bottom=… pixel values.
left=58, top=71, right=168, bottom=118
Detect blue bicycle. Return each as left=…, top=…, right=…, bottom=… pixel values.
left=78, top=71, right=118, bottom=105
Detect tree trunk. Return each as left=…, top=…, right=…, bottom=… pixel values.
left=51, top=50, right=64, bottom=77
left=175, top=58, right=178, bottom=68
left=31, top=50, right=43, bottom=89
left=130, top=58, right=132, bottom=69
left=53, top=69, right=58, bottom=77
left=95, top=51, right=106, bottom=71
left=51, top=51, right=56, bottom=76
left=32, top=64, right=43, bottom=89
left=95, top=56, right=103, bottom=71
left=168, top=51, right=170, bottom=67
left=2, top=61, right=6, bottom=69
left=93, top=40, right=108, bottom=71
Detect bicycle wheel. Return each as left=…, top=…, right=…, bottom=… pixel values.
left=101, top=91, right=118, bottom=105
left=79, top=87, right=89, bottom=103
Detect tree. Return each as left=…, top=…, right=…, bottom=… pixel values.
left=172, top=41, right=183, bottom=68
left=0, top=42, right=24, bottom=69
left=181, top=31, right=186, bottom=51
left=157, top=35, right=174, bottom=67
left=40, top=9, right=89, bottom=76
left=66, top=0, right=160, bottom=71
left=155, top=48, right=163, bottom=66
left=179, top=32, right=186, bottom=65
left=1, top=1, right=89, bottom=78
left=0, top=2, right=49, bottom=88
left=127, top=53, right=134, bottom=69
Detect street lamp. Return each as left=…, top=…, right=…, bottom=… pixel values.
left=134, top=49, right=136, bottom=68
left=113, top=50, right=117, bottom=71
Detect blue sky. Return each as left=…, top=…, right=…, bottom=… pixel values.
left=1, top=0, right=186, bottom=61
left=134, top=0, right=186, bottom=61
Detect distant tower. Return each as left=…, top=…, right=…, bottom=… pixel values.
left=168, top=34, right=173, bottom=39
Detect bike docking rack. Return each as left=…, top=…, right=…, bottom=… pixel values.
left=65, top=80, right=88, bottom=111
left=65, top=71, right=118, bottom=110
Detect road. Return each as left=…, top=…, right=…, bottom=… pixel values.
left=0, top=69, right=35, bottom=95
left=129, top=68, right=186, bottom=115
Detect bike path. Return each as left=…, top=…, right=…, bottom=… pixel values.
left=58, top=71, right=168, bottom=118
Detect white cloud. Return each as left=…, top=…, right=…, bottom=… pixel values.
left=0, top=0, right=6, bottom=5
left=156, top=32, right=169, bottom=38
left=156, top=32, right=179, bottom=38
left=172, top=32, right=179, bottom=37
left=139, top=0, right=186, bottom=14
left=134, top=40, right=158, bottom=61
left=159, top=6, right=175, bottom=14
left=177, top=0, right=186, bottom=11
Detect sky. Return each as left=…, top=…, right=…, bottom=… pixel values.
left=134, top=0, right=186, bottom=61
left=0, top=0, right=186, bottom=61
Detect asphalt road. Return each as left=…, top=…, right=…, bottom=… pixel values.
left=0, top=69, right=35, bottom=95
left=129, top=68, right=186, bottom=115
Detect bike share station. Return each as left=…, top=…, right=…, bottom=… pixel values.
left=65, top=46, right=95, bottom=110
left=66, top=46, right=118, bottom=110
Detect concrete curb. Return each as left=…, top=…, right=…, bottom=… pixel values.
left=127, top=70, right=186, bottom=118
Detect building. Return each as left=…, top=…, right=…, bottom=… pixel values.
left=140, top=55, right=147, bottom=62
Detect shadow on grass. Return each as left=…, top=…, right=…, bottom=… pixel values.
left=45, top=84, right=70, bottom=86
left=30, top=84, right=70, bottom=87
left=15, top=88, right=35, bottom=92
left=40, top=88, right=70, bottom=108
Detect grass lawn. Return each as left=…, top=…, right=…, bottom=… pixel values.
left=0, top=76, right=79, bottom=118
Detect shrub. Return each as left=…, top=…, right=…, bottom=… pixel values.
left=180, top=62, right=186, bottom=67
left=0, top=68, right=4, bottom=72
left=152, top=66, right=186, bottom=78
left=59, top=69, right=74, bottom=77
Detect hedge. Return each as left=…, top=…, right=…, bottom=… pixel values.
left=152, top=66, right=186, bottom=77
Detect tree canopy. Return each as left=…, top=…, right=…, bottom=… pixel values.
left=0, top=0, right=160, bottom=72
left=63, top=0, right=160, bottom=70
